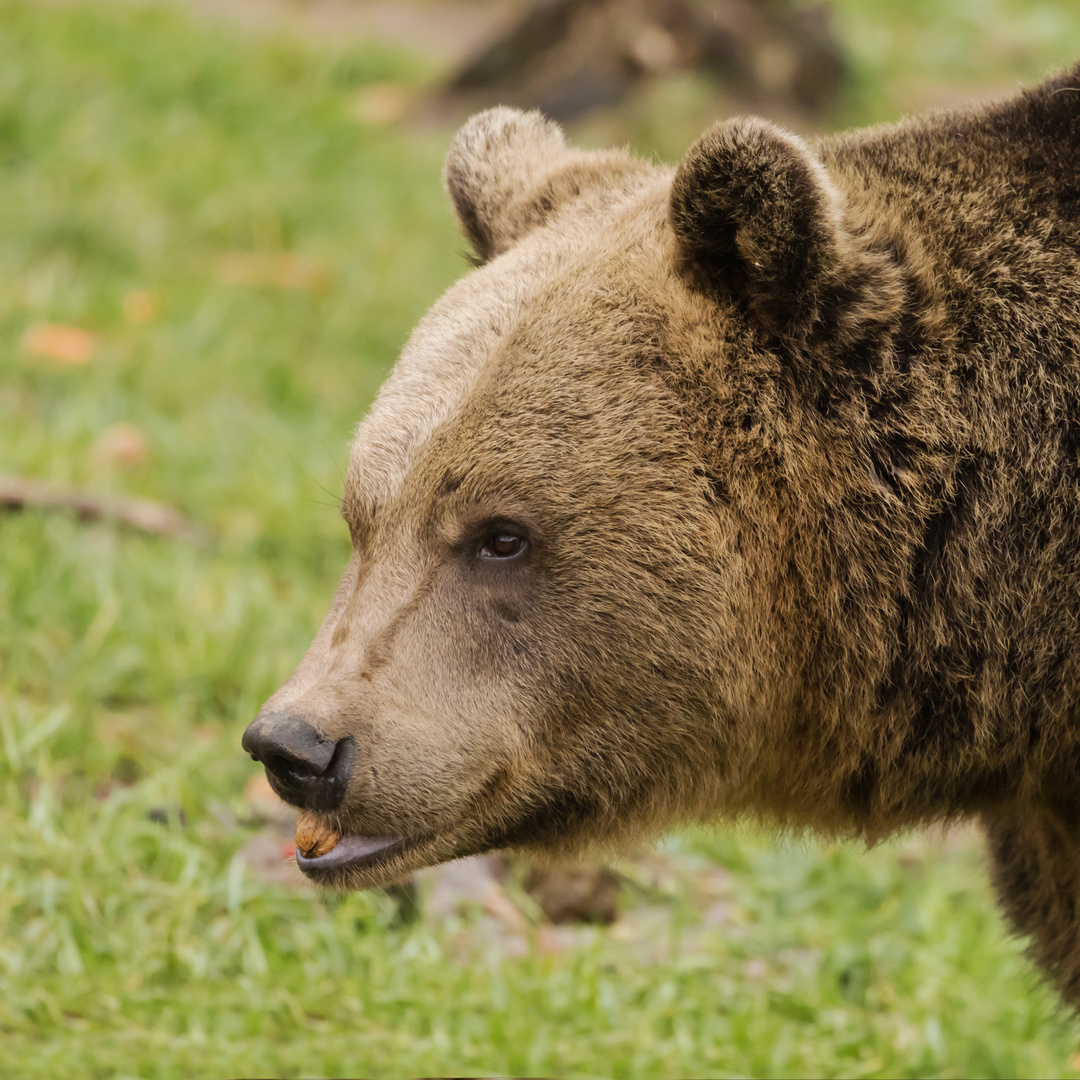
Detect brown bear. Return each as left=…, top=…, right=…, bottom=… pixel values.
left=243, top=63, right=1080, bottom=1005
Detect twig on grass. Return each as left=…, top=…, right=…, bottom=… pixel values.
left=0, top=474, right=200, bottom=539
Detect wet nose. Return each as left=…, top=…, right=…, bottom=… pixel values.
left=241, top=711, right=355, bottom=811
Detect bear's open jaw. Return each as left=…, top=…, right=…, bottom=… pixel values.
left=295, top=833, right=401, bottom=876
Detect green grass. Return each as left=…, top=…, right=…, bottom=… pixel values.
left=823, top=0, right=1080, bottom=125
left=2, top=1, right=1080, bottom=1076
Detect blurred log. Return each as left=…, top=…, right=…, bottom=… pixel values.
left=439, top=0, right=845, bottom=121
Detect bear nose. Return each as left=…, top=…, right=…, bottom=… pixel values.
left=241, top=711, right=355, bottom=811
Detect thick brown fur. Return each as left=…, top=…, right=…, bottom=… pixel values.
left=252, top=66, right=1080, bottom=1007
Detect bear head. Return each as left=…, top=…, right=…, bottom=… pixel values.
left=242, top=106, right=907, bottom=888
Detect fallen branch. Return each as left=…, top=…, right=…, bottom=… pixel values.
left=0, top=474, right=199, bottom=539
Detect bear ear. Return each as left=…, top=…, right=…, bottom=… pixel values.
left=670, top=117, right=854, bottom=339
left=444, top=107, right=569, bottom=263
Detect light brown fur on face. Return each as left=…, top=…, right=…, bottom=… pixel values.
left=246, top=65, right=1080, bottom=1008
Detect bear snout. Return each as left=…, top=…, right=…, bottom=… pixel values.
left=242, top=711, right=356, bottom=812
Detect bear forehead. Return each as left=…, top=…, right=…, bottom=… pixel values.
left=345, top=190, right=673, bottom=514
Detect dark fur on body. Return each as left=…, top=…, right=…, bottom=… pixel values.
left=671, top=71, right=1080, bottom=829
left=253, top=67, right=1080, bottom=1006
left=666, top=68, right=1080, bottom=999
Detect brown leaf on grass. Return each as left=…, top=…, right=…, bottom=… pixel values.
left=0, top=474, right=197, bottom=538
left=352, top=82, right=410, bottom=125
left=122, top=288, right=160, bottom=324
left=21, top=322, right=95, bottom=365
left=94, top=423, right=150, bottom=469
left=214, top=252, right=332, bottom=294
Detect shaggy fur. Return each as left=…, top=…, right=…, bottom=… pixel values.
left=252, top=65, right=1080, bottom=1006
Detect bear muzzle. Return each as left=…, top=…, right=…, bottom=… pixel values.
left=242, top=710, right=356, bottom=812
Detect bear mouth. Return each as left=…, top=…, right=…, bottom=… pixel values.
left=295, top=833, right=403, bottom=877
left=293, top=819, right=488, bottom=889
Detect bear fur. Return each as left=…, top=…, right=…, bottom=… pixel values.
left=247, top=65, right=1080, bottom=1006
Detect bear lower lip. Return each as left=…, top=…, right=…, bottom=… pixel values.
left=295, top=834, right=400, bottom=874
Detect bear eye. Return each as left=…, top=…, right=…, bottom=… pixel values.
left=479, top=530, right=528, bottom=561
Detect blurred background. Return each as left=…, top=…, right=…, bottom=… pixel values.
left=2, top=1, right=1080, bottom=1077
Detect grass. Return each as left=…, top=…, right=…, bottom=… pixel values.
left=2, top=1, right=1080, bottom=1076
left=825, top=0, right=1080, bottom=120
